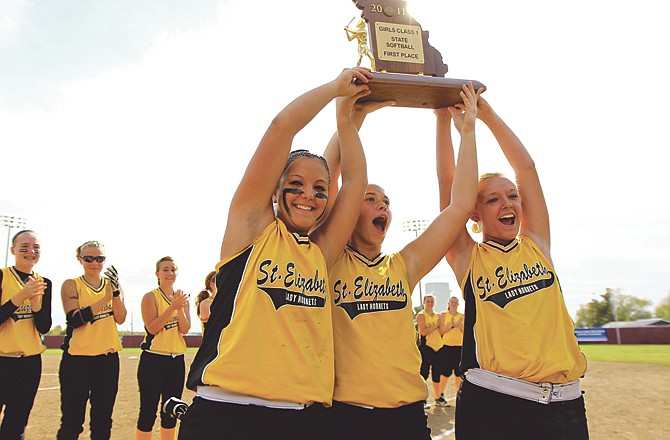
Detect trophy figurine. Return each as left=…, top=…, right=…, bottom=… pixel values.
left=345, top=18, right=377, bottom=72
left=347, top=0, right=485, bottom=108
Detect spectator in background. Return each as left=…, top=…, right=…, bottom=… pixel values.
left=417, top=294, right=444, bottom=406
left=0, top=230, right=52, bottom=439
left=58, top=240, right=126, bottom=440
left=194, top=270, right=216, bottom=334
left=136, top=256, right=191, bottom=440
left=436, top=296, right=464, bottom=405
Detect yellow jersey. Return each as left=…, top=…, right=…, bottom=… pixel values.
left=0, top=267, right=46, bottom=356
left=460, top=237, right=586, bottom=383
left=421, top=310, right=443, bottom=351
left=141, top=288, right=186, bottom=355
left=63, top=277, right=121, bottom=356
left=441, top=312, right=464, bottom=347
left=330, top=246, right=426, bottom=408
left=186, top=219, right=333, bottom=405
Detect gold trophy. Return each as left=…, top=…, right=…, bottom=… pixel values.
left=345, top=18, right=377, bottom=72
left=347, top=0, right=485, bottom=108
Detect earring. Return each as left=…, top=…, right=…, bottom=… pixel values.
left=471, top=222, right=481, bottom=234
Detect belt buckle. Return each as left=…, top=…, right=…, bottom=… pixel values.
left=539, top=383, right=553, bottom=404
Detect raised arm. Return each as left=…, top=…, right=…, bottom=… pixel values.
left=401, top=83, right=480, bottom=286
left=33, top=278, right=52, bottom=334
left=221, top=68, right=373, bottom=260
left=0, top=275, right=48, bottom=327
left=435, top=103, right=478, bottom=281
left=311, top=94, right=369, bottom=267
left=435, top=107, right=455, bottom=212
left=323, top=100, right=395, bottom=212
left=478, top=96, right=550, bottom=253
left=111, top=286, right=127, bottom=325
left=175, top=290, right=191, bottom=335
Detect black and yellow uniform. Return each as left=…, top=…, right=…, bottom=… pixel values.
left=419, top=309, right=442, bottom=383
left=328, top=246, right=430, bottom=440
left=0, top=267, right=52, bottom=439
left=141, top=289, right=187, bottom=354
left=62, top=277, right=121, bottom=355
left=456, top=236, right=588, bottom=440
left=137, top=288, right=187, bottom=432
left=58, top=277, right=120, bottom=440
left=459, top=237, right=586, bottom=382
left=422, top=310, right=443, bottom=352
left=188, top=219, right=333, bottom=403
left=181, top=219, right=332, bottom=440
left=441, top=312, right=464, bottom=348
left=0, top=267, right=50, bottom=356
left=440, top=311, right=464, bottom=378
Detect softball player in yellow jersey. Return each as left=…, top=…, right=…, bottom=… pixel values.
left=324, top=82, right=480, bottom=439
left=436, top=296, right=464, bottom=405
left=58, top=240, right=127, bottom=440
left=136, top=256, right=190, bottom=440
left=178, top=68, right=372, bottom=440
left=417, top=294, right=444, bottom=404
left=0, top=230, right=51, bottom=439
left=436, top=96, right=588, bottom=439
left=194, top=270, right=216, bottom=335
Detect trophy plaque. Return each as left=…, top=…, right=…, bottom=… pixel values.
left=347, top=0, right=485, bottom=108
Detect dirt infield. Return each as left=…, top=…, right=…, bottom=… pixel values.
left=426, top=362, right=670, bottom=439
left=17, top=353, right=670, bottom=439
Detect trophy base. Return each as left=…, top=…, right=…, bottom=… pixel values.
left=357, top=72, right=486, bottom=109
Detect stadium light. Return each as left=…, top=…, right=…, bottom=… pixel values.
left=403, top=219, right=429, bottom=303
left=1, top=214, right=28, bottom=267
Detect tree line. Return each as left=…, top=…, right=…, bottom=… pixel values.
left=575, top=288, right=670, bottom=327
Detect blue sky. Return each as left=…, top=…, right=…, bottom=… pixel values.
left=1, top=0, right=669, bottom=331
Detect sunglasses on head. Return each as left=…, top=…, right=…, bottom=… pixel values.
left=81, top=255, right=106, bottom=263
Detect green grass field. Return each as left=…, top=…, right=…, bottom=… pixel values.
left=579, top=344, right=670, bottom=367
left=44, top=345, right=670, bottom=367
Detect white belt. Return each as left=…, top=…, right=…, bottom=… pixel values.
left=464, top=368, right=582, bottom=405
left=197, top=386, right=311, bottom=410
left=145, top=350, right=184, bottom=358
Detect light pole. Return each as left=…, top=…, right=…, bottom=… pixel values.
left=402, top=219, right=429, bottom=304
left=1, top=214, right=28, bottom=267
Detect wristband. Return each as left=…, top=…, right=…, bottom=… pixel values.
left=113, top=290, right=121, bottom=298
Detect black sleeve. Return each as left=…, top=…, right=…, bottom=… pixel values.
left=0, top=300, right=19, bottom=325
left=34, top=278, right=52, bottom=334
left=66, top=306, right=94, bottom=329
left=0, top=270, right=19, bottom=325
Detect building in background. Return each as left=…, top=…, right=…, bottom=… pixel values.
left=424, top=282, right=451, bottom=312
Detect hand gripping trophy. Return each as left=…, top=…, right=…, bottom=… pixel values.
left=344, top=18, right=376, bottom=71
left=343, top=0, right=485, bottom=108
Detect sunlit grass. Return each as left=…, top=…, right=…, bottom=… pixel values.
left=580, top=344, right=670, bottom=367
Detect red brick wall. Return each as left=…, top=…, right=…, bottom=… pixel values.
left=580, top=327, right=670, bottom=344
